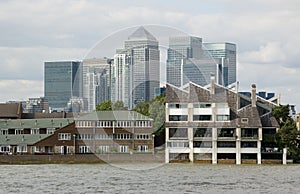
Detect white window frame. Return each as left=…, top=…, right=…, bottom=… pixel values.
left=119, top=145, right=129, bottom=153
left=58, top=133, right=71, bottom=140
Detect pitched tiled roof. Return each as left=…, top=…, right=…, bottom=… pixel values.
left=75, top=111, right=153, bottom=121
left=0, top=103, right=22, bottom=118
left=0, top=134, right=51, bottom=145
left=0, top=118, right=74, bottom=129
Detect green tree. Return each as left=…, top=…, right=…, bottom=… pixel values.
left=273, top=104, right=300, bottom=162
left=133, top=101, right=150, bottom=116
left=112, top=100, right=127, bottom=110
left=96, top=101, right=112, bottom=111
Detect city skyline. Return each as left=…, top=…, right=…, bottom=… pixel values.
left=0, top=0, right=299, bottom=111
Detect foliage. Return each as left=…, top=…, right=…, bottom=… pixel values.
left=112, top=100, right=127, bottom=110
left=96, top=100, right=127, bottom=111
left=273, top=104, right=300, bottom=162
left=96, top=101, right=112, bottom=111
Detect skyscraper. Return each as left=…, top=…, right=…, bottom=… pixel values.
left=82, top=58, right=111, bottom=112
left=167, top=36, right=217, bottom=87
left=111, top=26, right=160, bottom=109
left=44, top=61, right=82, bottom=112
left=203, top=43, right=236, bottom=86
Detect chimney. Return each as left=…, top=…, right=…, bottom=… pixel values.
left=251, top=84, right=256, bottom=107
left=210, top=74, right=215, bottom=95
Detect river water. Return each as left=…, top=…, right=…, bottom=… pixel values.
left=0, top=163, right=299, bottom=193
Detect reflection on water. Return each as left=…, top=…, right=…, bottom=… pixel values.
left=1, top=164, right=300, bottom=193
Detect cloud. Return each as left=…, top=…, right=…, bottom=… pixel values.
left=0, top=80, right=43, bottom=102
left=0, top=46, right=87, bottom=80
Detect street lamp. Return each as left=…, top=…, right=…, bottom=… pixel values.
left=152, top=134, right=155, bottom=155
left=73, top=134, right=76, bottom=155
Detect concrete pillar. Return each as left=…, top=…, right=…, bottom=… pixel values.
left=236, top=140, right=241, bottom=165
left=188, top=127, right=194, bottom=162
left=283, top=148, right=287, bottom=165
left=257, top=141, right=261, bottom=164
left=165, top=148, right=169, bottom=163
left=212, top=141, right=217, bottom=164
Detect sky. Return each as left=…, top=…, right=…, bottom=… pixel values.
left=0, top=0, right=299, bottom=111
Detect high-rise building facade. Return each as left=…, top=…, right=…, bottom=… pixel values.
left=167, top=36, right=218, bottom=87
left=111, top=26, right=160, bottom=109
left=203, top=43, right=236, bottom=86
left=167, top=36, right=202, bottom=87
left=82, top=58, right=111, bottom=112
left=44, top=61, right=82, bottom=112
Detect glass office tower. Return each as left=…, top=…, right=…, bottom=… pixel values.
left=44, top=61, right=82, bottom=111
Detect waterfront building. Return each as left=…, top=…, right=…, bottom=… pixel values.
left=82, top=58, right=112, bottom=112
left=111, top=26, right=160, bottom=109
left=0, top=118, right=73, bottom=154
left=44, top=61, right=82, bottom=112
left=203, top=43, right=236, bottom=86
left=165, top=76, right=285, bottom=164
left=35, top=111, right=154, bottom=155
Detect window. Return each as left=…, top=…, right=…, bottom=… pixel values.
left=169, top=115, right=188, bottom=121
left=138, top=145, right=148, bottom=152
left=241, top=118, right=248, bottom=123
left=31, top=128, right=39, bottom=134
left=169, top=103, right=188, bottom=109
left=15, top=129, right=24, bottom=134
left=193, top=128, right=212, bottom=138
left=95, top=134, right=113, bottom=140
left=119, top=145, right=129, bottom=153
left=58, top=133, right=71, bottom=140
left=98, top=145, right=110, bottom=153
left=241, top=142, right=257, bottom=148
left=169, top=128, right=188, bottom=139
left=35, top=146, right=45, bottom=153
left=17, top=145, right=27, bottom=153
left=77, top=134, right=94, bottom=140
left=193, top=141, right=212, bottom=148
left=216, top=115, right=229, bottom=121
left=217, top=141, right=236, bottom=148
left=193, top=115, right=212, bottom=121
left=79, top=146, right=91, bottom=153
left=48, top=146, right=54, bottom=153
left=135, top=134, right=151, bottom=140
left=0, top=146, right=9, bottom=153
left=114, top=134, right=132, bottom=140
left=217, top=128, right=235, bottom=138
left=47, top=128, right=55, bottom=134
left=0, top=129, right=8, bottom=135
left=168, top=142, right=189, bottom=148
left=193, top=103, right=211, bottom=108
left=241, top=128, right=258, bottom=139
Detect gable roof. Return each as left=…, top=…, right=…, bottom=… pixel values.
left=0, top=134, right=51, bottom=145
left=0, top=118, right=74, bottom=129
left=0, top=103, right=22, bottom=119
left=75, top=111, right=153, bottom=121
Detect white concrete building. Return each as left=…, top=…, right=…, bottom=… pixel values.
left=165, top=77, right=285, bottom=164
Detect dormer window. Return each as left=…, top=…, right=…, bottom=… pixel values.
left=241, top=118, right=248, bottom=123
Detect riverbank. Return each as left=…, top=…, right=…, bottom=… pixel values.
left=0, top=153, right=165, bottom=164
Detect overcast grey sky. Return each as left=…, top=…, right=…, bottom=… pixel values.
left=0, top=0, right=299, bottom=111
